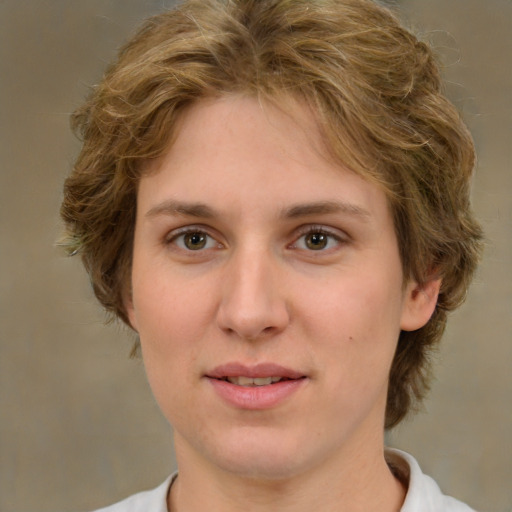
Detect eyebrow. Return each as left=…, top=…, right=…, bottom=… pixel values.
left=146, top=200, right=216, bottom=219
left=282, top=201, right=371, bottom=220
left=145, top=199, right=371, bottom=221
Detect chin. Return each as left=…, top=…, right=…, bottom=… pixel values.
left=200, top=427, right=323, bottom=481
left=217, top=452, right=306, bottom=482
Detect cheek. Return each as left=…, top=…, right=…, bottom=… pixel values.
left=299, top=271, right=404, bottom=386
left=132, top=265, right=212, bottom=343
left=303, top=272, right=403, bottom=337
left=132, top=275, right=208, bottom=414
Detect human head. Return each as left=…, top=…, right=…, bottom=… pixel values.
left=60, top=0, right=483, bottom=428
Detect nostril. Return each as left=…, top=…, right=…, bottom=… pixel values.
left=215, top=274, right=290, bottom=339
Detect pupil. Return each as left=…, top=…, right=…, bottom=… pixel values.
left=306, top=233, right=328, bottom=250
left=185, top=232, right=206, bottom=250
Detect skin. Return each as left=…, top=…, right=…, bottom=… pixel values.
left=127, top=95, right=440, bottom=512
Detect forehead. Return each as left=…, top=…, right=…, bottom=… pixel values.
left=138, top=94, right=391, bottom=226
left=145, top=94, right=331, bottom=173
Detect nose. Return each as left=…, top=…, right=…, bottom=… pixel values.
left=216, top=247, right=290, bottom=341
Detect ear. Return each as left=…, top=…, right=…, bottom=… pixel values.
left=400, top=277, right=441, bottom=332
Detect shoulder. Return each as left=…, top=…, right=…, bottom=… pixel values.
left=90, top=474, right=175, bottom=512
left=385, top=449, right=476, bottom=512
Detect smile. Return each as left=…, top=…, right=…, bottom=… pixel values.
left=206, top=363, right=308, bottom=409
left=223, top=376, right=287, bottom=386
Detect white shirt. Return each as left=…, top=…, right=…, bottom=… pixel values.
left=92, top=449, right=475, bottom=512
left=386, top=449, right=475, bottom=511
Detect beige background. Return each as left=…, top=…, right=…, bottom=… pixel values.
left=0, top=1, right=510, bottom=511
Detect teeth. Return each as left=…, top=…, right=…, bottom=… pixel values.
left=253, top=377, right=273, bottom=386
left=226, top=376, right=283, bottom=387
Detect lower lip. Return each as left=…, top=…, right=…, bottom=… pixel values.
left=207, top=378, right=307, bottom=410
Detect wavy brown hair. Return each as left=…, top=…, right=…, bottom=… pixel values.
left=61, top=0, right=483, bottom=428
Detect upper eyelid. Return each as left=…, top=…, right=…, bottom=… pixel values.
left=165, top=225, right=219, bottom=241
left=286, top=225, right=351, bottom=253
left=162, top=223, right=350, bottom=248
left=294, top=224, right=349, bottom=240
left=164, top=227, right=223, bottom=254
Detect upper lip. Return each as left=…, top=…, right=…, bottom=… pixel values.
left=206, top=362, right=306, bottom=380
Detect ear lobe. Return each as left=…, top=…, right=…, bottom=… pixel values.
left=400, top=277, right=441, bottom=332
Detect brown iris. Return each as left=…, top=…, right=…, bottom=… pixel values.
left=305, top=232, right=328, bottom=250
left=184, top=232, right=207, bottom=250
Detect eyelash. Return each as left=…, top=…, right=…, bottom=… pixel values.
left=291, top=225, right=347, bottom=252
left=165, top=227, right=221, bottom=252
left=164, top=225, right=348, bottom=254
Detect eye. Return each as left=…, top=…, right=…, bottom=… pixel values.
left=293, top=227, right=344, bottom=252
left=169, top=229, right=220, bottom=251
left=303, top=232, right=330, bottom=250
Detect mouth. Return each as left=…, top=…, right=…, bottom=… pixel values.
left=206, top=362, right=306, bottom=385
left=219, top=376, right=300, bottom=387
left=206, top=364, right=308, bottom=409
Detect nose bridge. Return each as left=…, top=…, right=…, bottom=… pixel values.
left=216, top=242, right=289, bottom=340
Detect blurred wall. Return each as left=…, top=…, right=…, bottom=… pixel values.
left=0, top=1, right=510, bottom=511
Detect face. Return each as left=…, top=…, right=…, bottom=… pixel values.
left=127, top=95, right=436, bottom=481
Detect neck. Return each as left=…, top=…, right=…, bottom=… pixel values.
left=168, top=434, right=405, bottom=512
